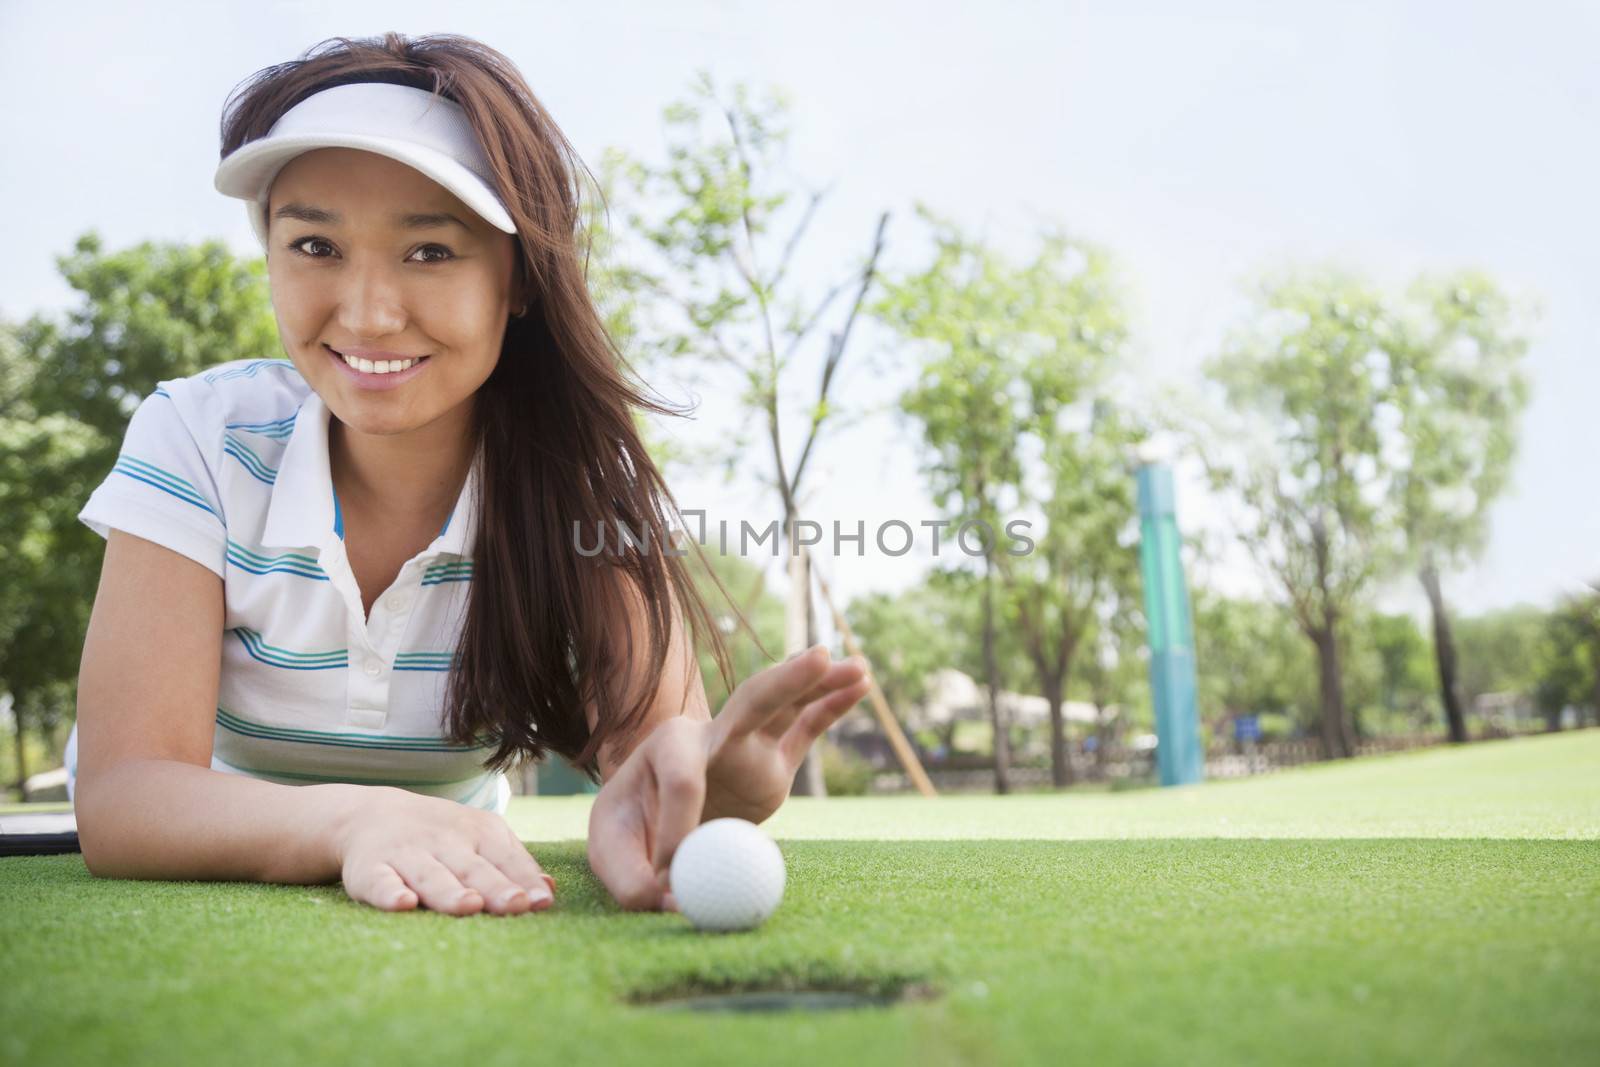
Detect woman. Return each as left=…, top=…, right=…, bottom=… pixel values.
left=69, top=32, right=870, bottom=917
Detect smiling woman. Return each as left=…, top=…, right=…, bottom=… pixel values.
left=66, top=32, right=863, bottom=920
left=204, top=41, right=743, bottom=789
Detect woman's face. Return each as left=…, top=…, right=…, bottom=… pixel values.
left=265, top=146, right=520, bottom=438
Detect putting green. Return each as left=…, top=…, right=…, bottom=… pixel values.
left=3, top=731, right=1596, bottom=1066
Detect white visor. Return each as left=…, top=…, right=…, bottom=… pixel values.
left=213, top=81, right=517, bottom=253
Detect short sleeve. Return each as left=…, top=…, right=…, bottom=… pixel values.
left=77, top=379, right=228, bottom=578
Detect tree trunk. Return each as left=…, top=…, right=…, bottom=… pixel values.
left=1590, top=628, right=1600, bottom=728
left=981, top=555, right=1011, bottom=794
left=1306, top=512, right=1353, bottom=759
left=1312, top=626, right=1353, bottom=759
left=1419, top=557, right=1468, bottom=743
left=1092, top=704, right=1110, bottom=779
left=11, top=695, right=29, bottom=803
left=1046, top=677, right=1074, bottom=788
left=785, top=519, right=827, bottom=797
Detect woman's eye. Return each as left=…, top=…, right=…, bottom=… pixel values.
left=411, top=244, right=454, bottom=264
left=287, top=236, right=334, bottom=258
left=284, top=237, right=454, bottom=263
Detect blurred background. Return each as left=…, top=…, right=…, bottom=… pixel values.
left=3, top=1, right=1595, bottom=803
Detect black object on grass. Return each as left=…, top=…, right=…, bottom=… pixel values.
left=0, top=812, right=81, bottom=856
left=649, top=990, right=903, bottom=1013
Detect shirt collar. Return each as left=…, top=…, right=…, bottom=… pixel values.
left=260, top=388, right=480, bottom=560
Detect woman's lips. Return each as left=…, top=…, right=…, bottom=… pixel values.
left=325, top=344, right=431, bottom=391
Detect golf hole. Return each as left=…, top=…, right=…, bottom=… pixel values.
left=629, top=977, right=941, bottom=1014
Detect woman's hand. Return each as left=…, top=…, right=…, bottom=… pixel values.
left=586, top=645, right=871, bottom=912
left=331, top=786, right=557, bottom=916
left=700, top=644, right=871, bottom=826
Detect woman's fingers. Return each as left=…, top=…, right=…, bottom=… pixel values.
left=754, top=655, right=869, bottom=742
left=588, top=808, right=669, bottom=911
left=584, top=718, right=709, bottom=913
left=364, top=862, right=418, bottom=911
left=646, top=719, right=709, bottom=876
left=392, top=850, right=490, bottom=915
left=472, top=832, right=557, bottom=912
left=721, top=646, right=865, bottom=742
left=779, top=672, right=875, bottom=766
left=493, top=826, right=559, bottom=895
left=438, top=848, right=544, bottom=916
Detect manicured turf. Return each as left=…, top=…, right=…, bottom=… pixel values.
left=2, top=731, right=1596, bottom=1066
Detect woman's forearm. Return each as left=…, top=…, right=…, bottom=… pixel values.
left=75, top=758, right=374, bottom=885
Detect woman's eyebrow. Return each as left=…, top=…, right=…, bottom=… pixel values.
left=271, top=202, right=472, bottom=232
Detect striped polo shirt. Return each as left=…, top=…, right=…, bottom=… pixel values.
left=68, top=357, right=511, bottom=815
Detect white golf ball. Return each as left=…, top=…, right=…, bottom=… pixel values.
left=668, top=817, right=786, bottom=931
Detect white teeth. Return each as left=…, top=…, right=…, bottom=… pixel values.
left=340, top=353, right=418, bottom=374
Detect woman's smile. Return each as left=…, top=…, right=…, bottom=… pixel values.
left=325, top=343, right=432, bottom=390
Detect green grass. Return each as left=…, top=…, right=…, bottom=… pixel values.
left=2, top=731, right=1597, bottom=1066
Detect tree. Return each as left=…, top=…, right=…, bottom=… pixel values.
left=1388, top=271, right=1533, bottom=742
left=1454, top=606, right=1545, bottom=718
left=1201, top=268, right=1403, bottom=759
left=1192, top=590, right=1317, bottom=736
left=1343, top=610, right=1437, bottom=737
left=874, top=208, right=1142, bottom=789
left=1005, top=235, right=1144, bottom=786
left=1074, top=583, right=1149, bottom=774
left=598, top=71, right=890, bottom=796
left=1537, top=582, right=1600, bottom=729
left=1008, top=393, right=1144, bottom=787
left=842, top=582, right=965, bottom=735
left=2, top=232, right=277, bottom=796
left=878, top=230, right=1022, bottom=790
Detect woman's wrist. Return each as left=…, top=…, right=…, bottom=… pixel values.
left=318, top=782, right=394, bottom=872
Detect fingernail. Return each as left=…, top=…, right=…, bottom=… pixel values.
left=528, top=887, right=553, bottom=906
left=498, top=888, right=529, bottom=908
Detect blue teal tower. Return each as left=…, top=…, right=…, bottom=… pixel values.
left=1136, top=462, right=1203, bottom=786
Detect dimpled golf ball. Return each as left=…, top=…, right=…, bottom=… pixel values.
left=669, top=817, right=787, bottom=931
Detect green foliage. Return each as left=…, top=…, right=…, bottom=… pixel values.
left=1454, top=606, right=1546, bottom=708
left=1535, top=584, right=1600, bottom=724
left=1197, top=264, right=1537, bottom=749
left=1342, top=610, right=1439, bottom=735
left=842, top=578, right=970, bottom=721
left=1201, top=268, right=1402, bottom=637
left=31, top=232, right=278, bottom=436
left=922, top=568, right=1036, bottom=689
left=0, top=232, right=276, bottom=787
left=594, top=69, right=877, bottom=496
left=1388, top=271, right=1534, bottom=569
left=683, top=546, right=787, bottom=711
left=818, top=738, right=875, bottom=796
left=1193, top=589, right=1317, bottom=725
left=870, top=206, right=1146, bottom=782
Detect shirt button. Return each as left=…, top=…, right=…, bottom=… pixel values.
left=364, top=658, right=382, bottom=677
left=386, top=592, right=410, bottom=612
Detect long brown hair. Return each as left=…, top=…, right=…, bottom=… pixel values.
left=219, top=32, right=748, bottom=783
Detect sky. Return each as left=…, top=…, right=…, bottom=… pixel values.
left=3, top=0, right=1595, bottom=638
